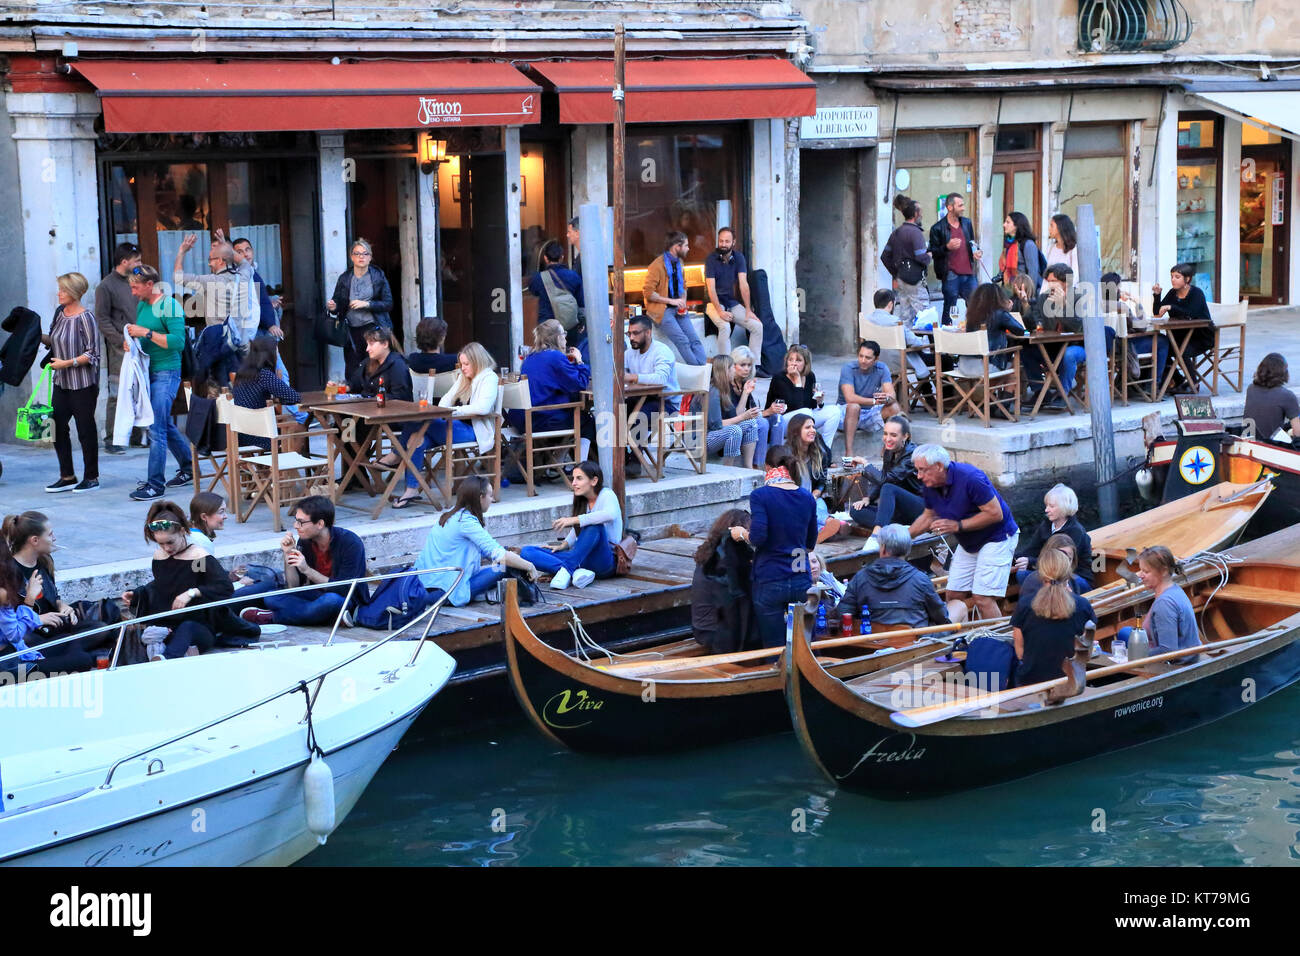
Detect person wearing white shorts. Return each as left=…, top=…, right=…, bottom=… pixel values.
left=907, top=443, right=1020, bottom=623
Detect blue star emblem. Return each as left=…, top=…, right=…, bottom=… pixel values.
left=1178, top=446, right=1215, bottom=485
left=1185, top=451, right=1210, bottom=478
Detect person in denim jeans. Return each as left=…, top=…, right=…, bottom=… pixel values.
left=642, top=231, right=707, bottom=366
left=125, top=265, right=192, bottom=500
left=928, top=193, right=983, bottom=320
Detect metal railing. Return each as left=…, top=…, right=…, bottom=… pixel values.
left=1078, top=0, right=1192, bottom=53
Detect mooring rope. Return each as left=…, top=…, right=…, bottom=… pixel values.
left=564, top=603, right=667, bottom=665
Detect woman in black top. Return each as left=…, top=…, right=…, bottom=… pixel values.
left=764, top=344, right=838, bottom=449
left=1152, top=262, right=1215, bottom=391
left=690, top=508, right=757, bottom=653
left=346, top=327, right=413, bottom=402
left=232, top=336, right=302, bottom=450
left=1013, top=483, right=1094, bottom=588
left=964, top=283, right=1026, bottom=369
left=1011, top=546, right=1096, bottom=687
left=1015, top=533, right=1088, bottom=611
left=327, top=238, right=394, bottom=370
left=847, top=415, right=926, bottom=535
left=785, top=412, right=831, bottom=498
left=120, top=502, right=257, bottom=661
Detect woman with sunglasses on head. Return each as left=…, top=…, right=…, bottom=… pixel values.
left=121, top=501, right=257, bottom=661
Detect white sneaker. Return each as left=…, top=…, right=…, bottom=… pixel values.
left=551, top=568, right=572, bottom=590
left=572, top=568, right=596, bottom=588
left=862, top=537, right=881, bottom=555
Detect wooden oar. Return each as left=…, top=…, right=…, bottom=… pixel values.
left=889, top=629, right=1284, bottom=729
left=600, top=617, right=1005, bottom=679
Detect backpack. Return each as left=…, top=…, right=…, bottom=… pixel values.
left=963, top=636, right=1016, bottom=693
left=539, top=268, right=582, bottom=331
left=354, top=571, right=430, bottom=631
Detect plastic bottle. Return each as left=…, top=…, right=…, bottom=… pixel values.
left=815, top=599, right=828, bottom=637
left=859, top=608, right=871, bottom=635
left=376, top=376, right=387, bottom=408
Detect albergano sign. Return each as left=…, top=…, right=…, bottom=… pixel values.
left=800, top=107, right=880, bottom=145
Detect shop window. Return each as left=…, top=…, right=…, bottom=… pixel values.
left=1174, top=114, right=1222, bottom=299
left=893, top=129, right=976, bottom=285
left=615, top=126, right=745, bottom=269
left=1058, top=124, right=1129, bottom=276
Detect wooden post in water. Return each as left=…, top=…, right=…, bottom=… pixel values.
left=610, top=22, right=628, bottom=510
left=1076, top=203, right=1119, bottom=525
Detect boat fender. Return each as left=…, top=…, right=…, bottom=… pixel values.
left=303, top=752, right=336, bottom=845
left=1135, top=466, right=1156, bottom=501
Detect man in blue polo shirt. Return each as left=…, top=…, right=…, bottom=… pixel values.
left=907, top=444, right=1018, bottom=623
left=704, top=227, right=763, bottom=362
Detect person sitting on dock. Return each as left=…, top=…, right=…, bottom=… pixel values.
left=1243, top=352, right=1300, bottom=446
left=241, top=496, right=367, bottom=628
left=907, top=444, right=1019, bottom=624
left=832, top=524, right=947, bottom=630
left=519, top=461, right=622, bottom=590
left=691, top=508, right=758, bottom=653
left=848, top=414, right=926, bottom=549
left=1127, top=545, right=1200, bottom=663
left=1016, top=533, right=1088, bottom=609
left=1013, top=483, right=1094, bottom=589
left=416, top=476, right=539, bottom=606
left=1010, top=547, right=1096, bottom=688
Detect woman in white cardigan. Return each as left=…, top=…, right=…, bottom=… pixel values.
left=395, top=340, right=500, bottom=507
left=519, top=460, right=623, bottom=589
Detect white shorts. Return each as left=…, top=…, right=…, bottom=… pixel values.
left=946, top=533, right=1019, bottom=597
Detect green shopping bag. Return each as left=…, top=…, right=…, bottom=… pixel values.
left=15, top=365, right=54, bottom=441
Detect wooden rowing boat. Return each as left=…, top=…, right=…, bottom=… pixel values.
left=1088, top=479, right=1273, bottom=586
left=784, top=523, right=1300, bottom=798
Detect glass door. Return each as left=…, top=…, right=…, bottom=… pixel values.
left=1241, top=141, right=1290, bottom=305
left=1175, top=114, right=1222, bottom=299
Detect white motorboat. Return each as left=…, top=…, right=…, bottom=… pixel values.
left=0, top=637, right=454, bottom=866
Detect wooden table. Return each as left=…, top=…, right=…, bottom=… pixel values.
left=1012, top=330, right=1087, bottom=416
left=583, top=383, right=666, bottom=481
left=301, top=397, right=453, bottom=518
left=1148, top=319, right=1214, bottom=399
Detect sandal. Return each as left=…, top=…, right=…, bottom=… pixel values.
left=376, top=453, right=402, bottom=469
left=392, top=493, right=421, bottom=509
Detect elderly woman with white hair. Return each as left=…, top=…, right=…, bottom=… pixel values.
left=1012, top=482, right=1094, bottom=588
left=908, top=443, right=1019, bottom=623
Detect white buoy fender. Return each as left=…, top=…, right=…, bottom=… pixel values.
left=303, top=752, right=336, bottom=845
left=1135, top=466, right=1155, bottom=501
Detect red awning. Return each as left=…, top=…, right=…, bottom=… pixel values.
left=73, top=61, right=539, bottom=133
left=530, top=58, right=816, bottom=124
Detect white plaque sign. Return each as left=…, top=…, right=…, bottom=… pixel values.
left=800, top=106, right=879, bottom=141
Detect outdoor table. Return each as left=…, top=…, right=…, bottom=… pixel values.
left=1010, top=330, right=1087, bottom=417
left=582, top=383, right=666, bottom=481
left=1147, top=318, right=1213, bottom=399
left=300, top=396, right=453, bottom=518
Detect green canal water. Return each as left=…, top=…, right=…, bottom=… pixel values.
left=304, top=479, right=1300, bottom=867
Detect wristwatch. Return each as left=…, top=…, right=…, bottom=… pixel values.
left=188, top=587, right=201, bottom=600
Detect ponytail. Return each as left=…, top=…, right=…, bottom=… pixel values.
left=3, top=511, right=54, bottom=574
left=1030, top=547, right=1076, bottom=620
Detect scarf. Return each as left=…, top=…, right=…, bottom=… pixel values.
left=764, top=466, right=793, bottom=485
left=664, top=252, right=684, bottom=300
left=1000, top=235, right=1019, bottom=285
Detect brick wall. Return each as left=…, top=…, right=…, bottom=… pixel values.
left=954, top=0, right=1019, bottom=48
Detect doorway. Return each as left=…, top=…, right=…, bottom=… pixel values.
left=990, top=125, right=1042, bottom=240
left=1240, top=139, right=1290, bottom=305
left=796, top=147, right=862, bottom=356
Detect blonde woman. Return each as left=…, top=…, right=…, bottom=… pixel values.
left=706, top=355, right=760, bottom=468
left=729, top=345, right=779, bottom=465
left=43, top=272, right=101, bottom=493
left=396, top=341, right=500, bottom=507
left=761, top=343, right=840, bottom=447
left=326, top=237, right=393, bottom=369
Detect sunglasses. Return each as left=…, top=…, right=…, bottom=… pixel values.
left=147, top=519, right=182, bottom=532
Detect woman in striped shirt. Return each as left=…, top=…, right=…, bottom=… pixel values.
left=43, top=272, right=100, bottom=493
left=232, top=336, right=302, bottom=450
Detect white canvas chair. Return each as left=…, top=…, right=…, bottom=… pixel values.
left=429, top=384, right=504, bottom=501
left=862, top=318, right=934, bottom=416
left=501, top=378, right=583, bottom=496
left=1206, top=299, right=1248, bottom=393
left=653, top=363, right=710, bottom=477
left=226, top=403, right=337, bottom=532
left=933, top=328, right=1020, bottom=427
left=1107, top=311, right=1159, bottom=405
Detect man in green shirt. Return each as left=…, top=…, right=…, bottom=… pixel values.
left=125, top=264, right=192, bottom=500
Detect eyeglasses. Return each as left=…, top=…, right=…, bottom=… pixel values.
left=147, top=519, right=182, bottom=532
left=292, top=516, right=313, bottom=526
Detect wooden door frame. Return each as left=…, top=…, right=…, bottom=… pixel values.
left=990, top=158, right=1042, bottom=238
left=1241, top=143, right=1291, bottom=305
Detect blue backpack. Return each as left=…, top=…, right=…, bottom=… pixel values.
left=354, top=571, right=430, bottom=631
left=963, top=636, right=1016, bottom=693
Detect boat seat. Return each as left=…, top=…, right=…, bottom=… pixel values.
left=1212, top=584, right=1300, bottom=608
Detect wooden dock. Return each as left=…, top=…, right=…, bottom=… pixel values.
left=264, top=531, right=896, bottom=684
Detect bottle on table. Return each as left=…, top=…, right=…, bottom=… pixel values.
left=376, top=376, right=387, bottom=408
left=859, top=610, right=871, bottom=635
left=815, top=599, right=828, bottom=637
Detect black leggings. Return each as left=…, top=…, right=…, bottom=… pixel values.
left=53, top=383, right=99, bottom=480
left=164, top=621, right=217, bottom=659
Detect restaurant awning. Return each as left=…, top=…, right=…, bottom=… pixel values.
left=1187, top=86, right=1300, bottom=142
left=529, top=58, right=816, bottom=125
left=73, top=60, right=540, bottom=133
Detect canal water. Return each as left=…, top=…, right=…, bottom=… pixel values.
left=304, top=478, right=1300, bottom=867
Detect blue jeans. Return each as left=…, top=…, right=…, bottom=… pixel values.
left=941, top=272, right=978, bottom=319
left=1024, top=344, right=1088, bottom=394
left=659, top=307, right=707, bottom=365
left=401, top=418, right=475, bottom=490
left=427, top=566, right=506, bottom=603
left=753, top=576, right=812, bottom=649
left=850, top=482, right=925, bottom=530
left=265, top=591, right=346, bottom=626
left=147, top=369, right=191, bottom=489
left=520, top=525, right=617, bottom=577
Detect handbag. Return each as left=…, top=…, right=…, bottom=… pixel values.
left=501, top=567, right=545, bottom=606
left=612, top=531, right=640, bottom=576
left=15, top=365, right=54, bottom=441
left=326, top=310, right=349, bottom=348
